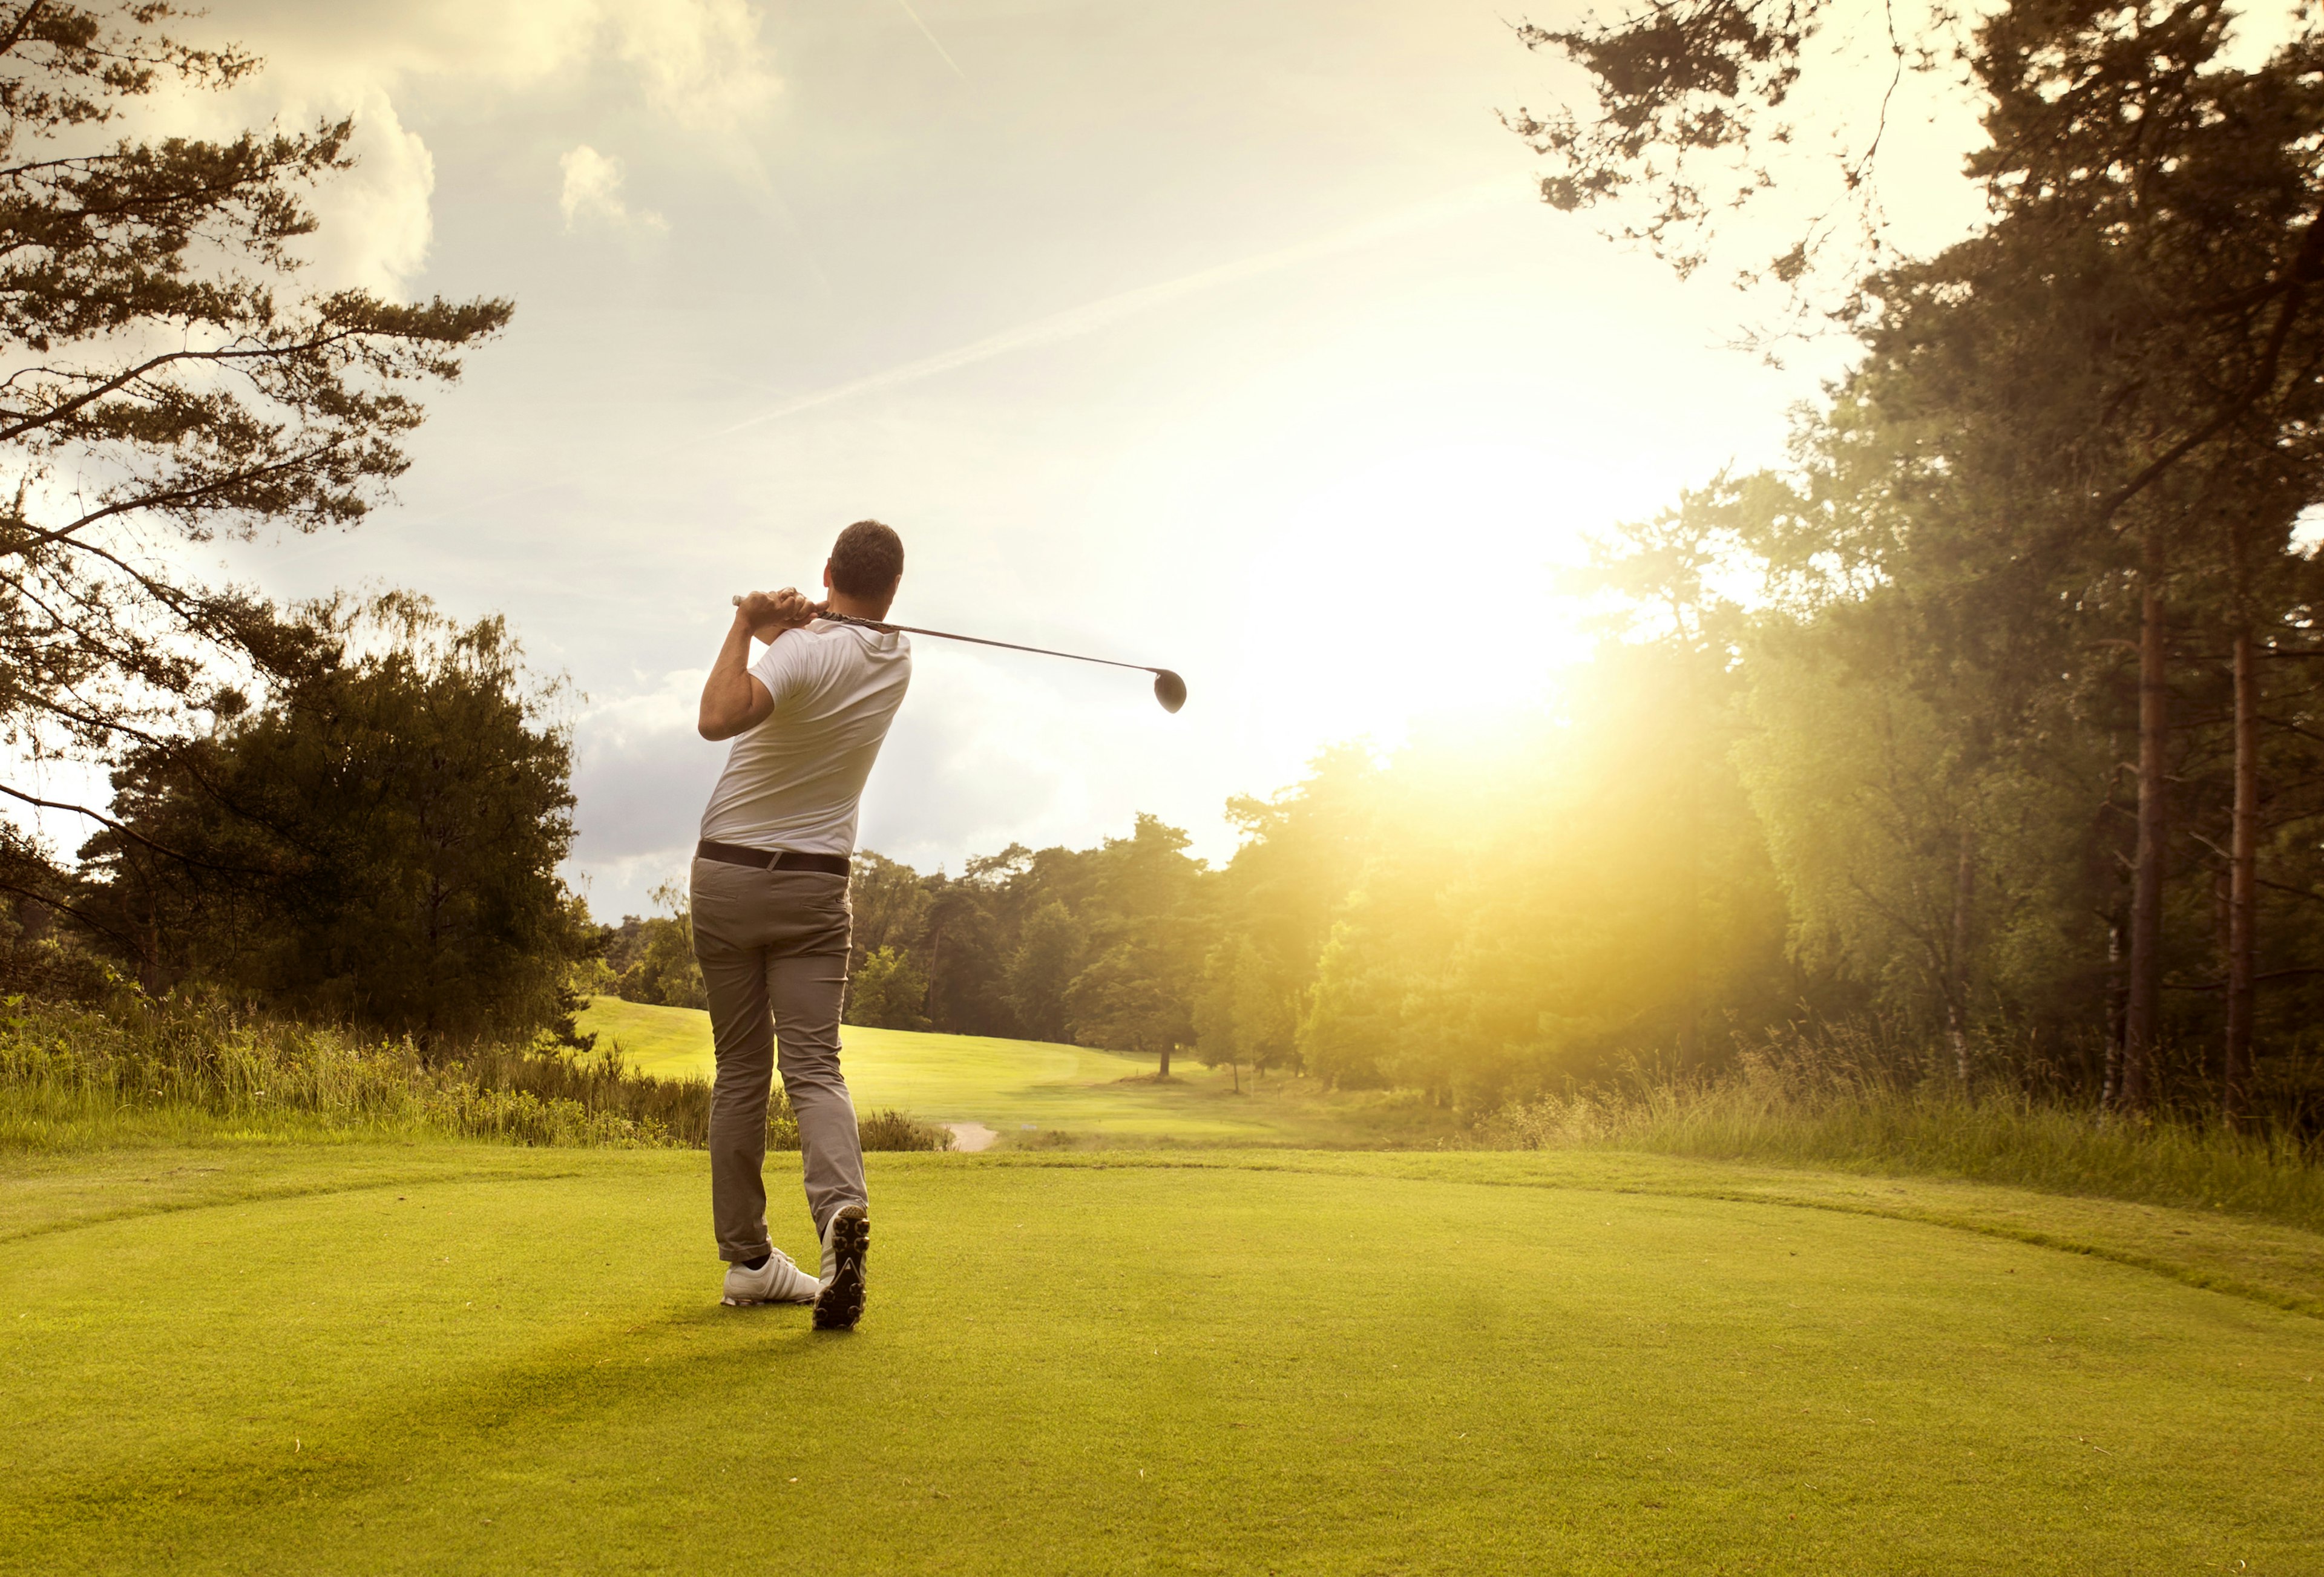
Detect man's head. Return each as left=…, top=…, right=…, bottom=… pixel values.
left=824, top=519, right=904, bottom=617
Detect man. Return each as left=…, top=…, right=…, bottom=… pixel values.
left=692, top=519, right=911, bottom=1331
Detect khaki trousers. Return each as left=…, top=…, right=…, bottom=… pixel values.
left=689, top=858, right=865, bottom=1263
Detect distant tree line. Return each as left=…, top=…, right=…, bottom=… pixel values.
left=590, top=818, right=1219, bottom=1081
left=591, top=887, right=708, bottom=1012
left=834, top=816, right=1210, bottom=1074
left=834, top=688, right=1785, bottom=1107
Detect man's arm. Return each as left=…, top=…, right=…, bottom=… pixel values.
left=698, top=589, right=820, bottom=741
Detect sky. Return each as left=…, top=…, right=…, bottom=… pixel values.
left=46, top=0, right=2026, bottom=920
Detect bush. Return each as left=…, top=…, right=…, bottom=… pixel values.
left=0, top=934, right=123, bottom=1007
left=858, top=1107, right=953, bottom=1151
left=454, top=1038, right=712, bottom=1144
left=767, top=1085, right=803, bottom=1151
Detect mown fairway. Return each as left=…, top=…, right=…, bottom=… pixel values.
left=5, top=1146, right=2321, bottom=1575
left=576, top=997, right=1412, bottom=1144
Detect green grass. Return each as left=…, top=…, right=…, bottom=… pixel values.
left=1484, top=1071, right=2324, bottom=1236
left=5, top=1142, right=2322, bottom=1574
left=573, top=997, right=722, bottom=1080
left=577, top=997, right=1441, bottom=1146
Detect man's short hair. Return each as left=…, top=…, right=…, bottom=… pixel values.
left=829, top=519, right=904, bottom=598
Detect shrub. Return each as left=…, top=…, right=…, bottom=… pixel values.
left=0, top=934, right=120, bottom=1006
left=858, top=1107, right=953, bottom=1151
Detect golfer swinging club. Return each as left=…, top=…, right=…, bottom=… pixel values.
left=692, top=519, right=910, bottom=1329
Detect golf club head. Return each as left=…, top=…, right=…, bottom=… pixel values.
left=1152, top=669, right=1187, bottom=713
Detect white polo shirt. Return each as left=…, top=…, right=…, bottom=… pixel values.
left=698, top=619, right=912, bottom=856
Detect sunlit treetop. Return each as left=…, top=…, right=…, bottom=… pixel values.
left=1501, top=0, right=2319, bottom=337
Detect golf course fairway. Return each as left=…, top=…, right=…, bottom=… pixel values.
left=574, top=997, right=1414, bottom=1144
left=5, top=1146, right=2319, bottom=1574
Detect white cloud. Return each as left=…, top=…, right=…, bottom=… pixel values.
left=560, top=145, right=667, bottom=232
left=121, top=1, right=782, bottom=292
left=215, top=1, right=781, bottom=114
left=120, top=76, right=437, bottom=299
left=606, top=0, right=783, bottom=134
left=300, top=89, right=438, bottom=295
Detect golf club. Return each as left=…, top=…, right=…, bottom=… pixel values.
left=732, top=596, right=1187, bottom=713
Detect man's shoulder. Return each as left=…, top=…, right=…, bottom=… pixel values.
left=814, top=620, right=911, bottom=660
left=762, top=622, right=910, bottom=688
left=767, top=620, right=865, bottom=655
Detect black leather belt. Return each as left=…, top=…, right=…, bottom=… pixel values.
left=695, top=840, right=852, bottom=877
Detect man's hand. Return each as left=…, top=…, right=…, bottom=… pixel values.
left=701, top=589, right=819, bottom=741
left=735, top=587, right=826, bottom=643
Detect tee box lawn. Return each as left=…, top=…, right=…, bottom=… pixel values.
left=4, top=1141, right=2321, bottom=1574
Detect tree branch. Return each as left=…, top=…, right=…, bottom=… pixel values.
left=0, top=781, right=264, bottom=874
left=10, top=444, right=343, bottom=554
left=0, top=873, right=138, bottom=957
left=2095, top=197, right=2324, bottom=530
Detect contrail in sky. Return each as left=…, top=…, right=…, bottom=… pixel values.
left=711, top=179, right=1520, bottom=439
left=382, top=179, right=1525, bottom=531
left=893, top=0, right=967, bottom=79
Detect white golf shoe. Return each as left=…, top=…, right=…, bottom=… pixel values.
left=813, top=1205, right=869, bottom=1331
left=721, top=1247, right=820, bottom=1307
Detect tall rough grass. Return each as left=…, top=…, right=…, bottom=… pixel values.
left=0, top=994, right=681, bottom=1149
left=1475, top=1023, right=2324, bottom=1234
left=0, top=994, right=951, bottom=1154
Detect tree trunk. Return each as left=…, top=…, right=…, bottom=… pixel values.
left=1948, top=819, right=1977, bottom=1084
left=2121, top=556, right=2169, bottom=1115
left=2225, top=623, right=2258, bottom=1129
left=2102, top=912, right=2127, bottom=1106
left=1678, top=656, right=1702, bottom=1064
left=1158, top=1043, right=1172, bottom=1080
left=136, top=879, right=161, bottom=997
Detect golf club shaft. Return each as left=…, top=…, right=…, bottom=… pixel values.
left=733, top=597, right=1166, bottom=677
